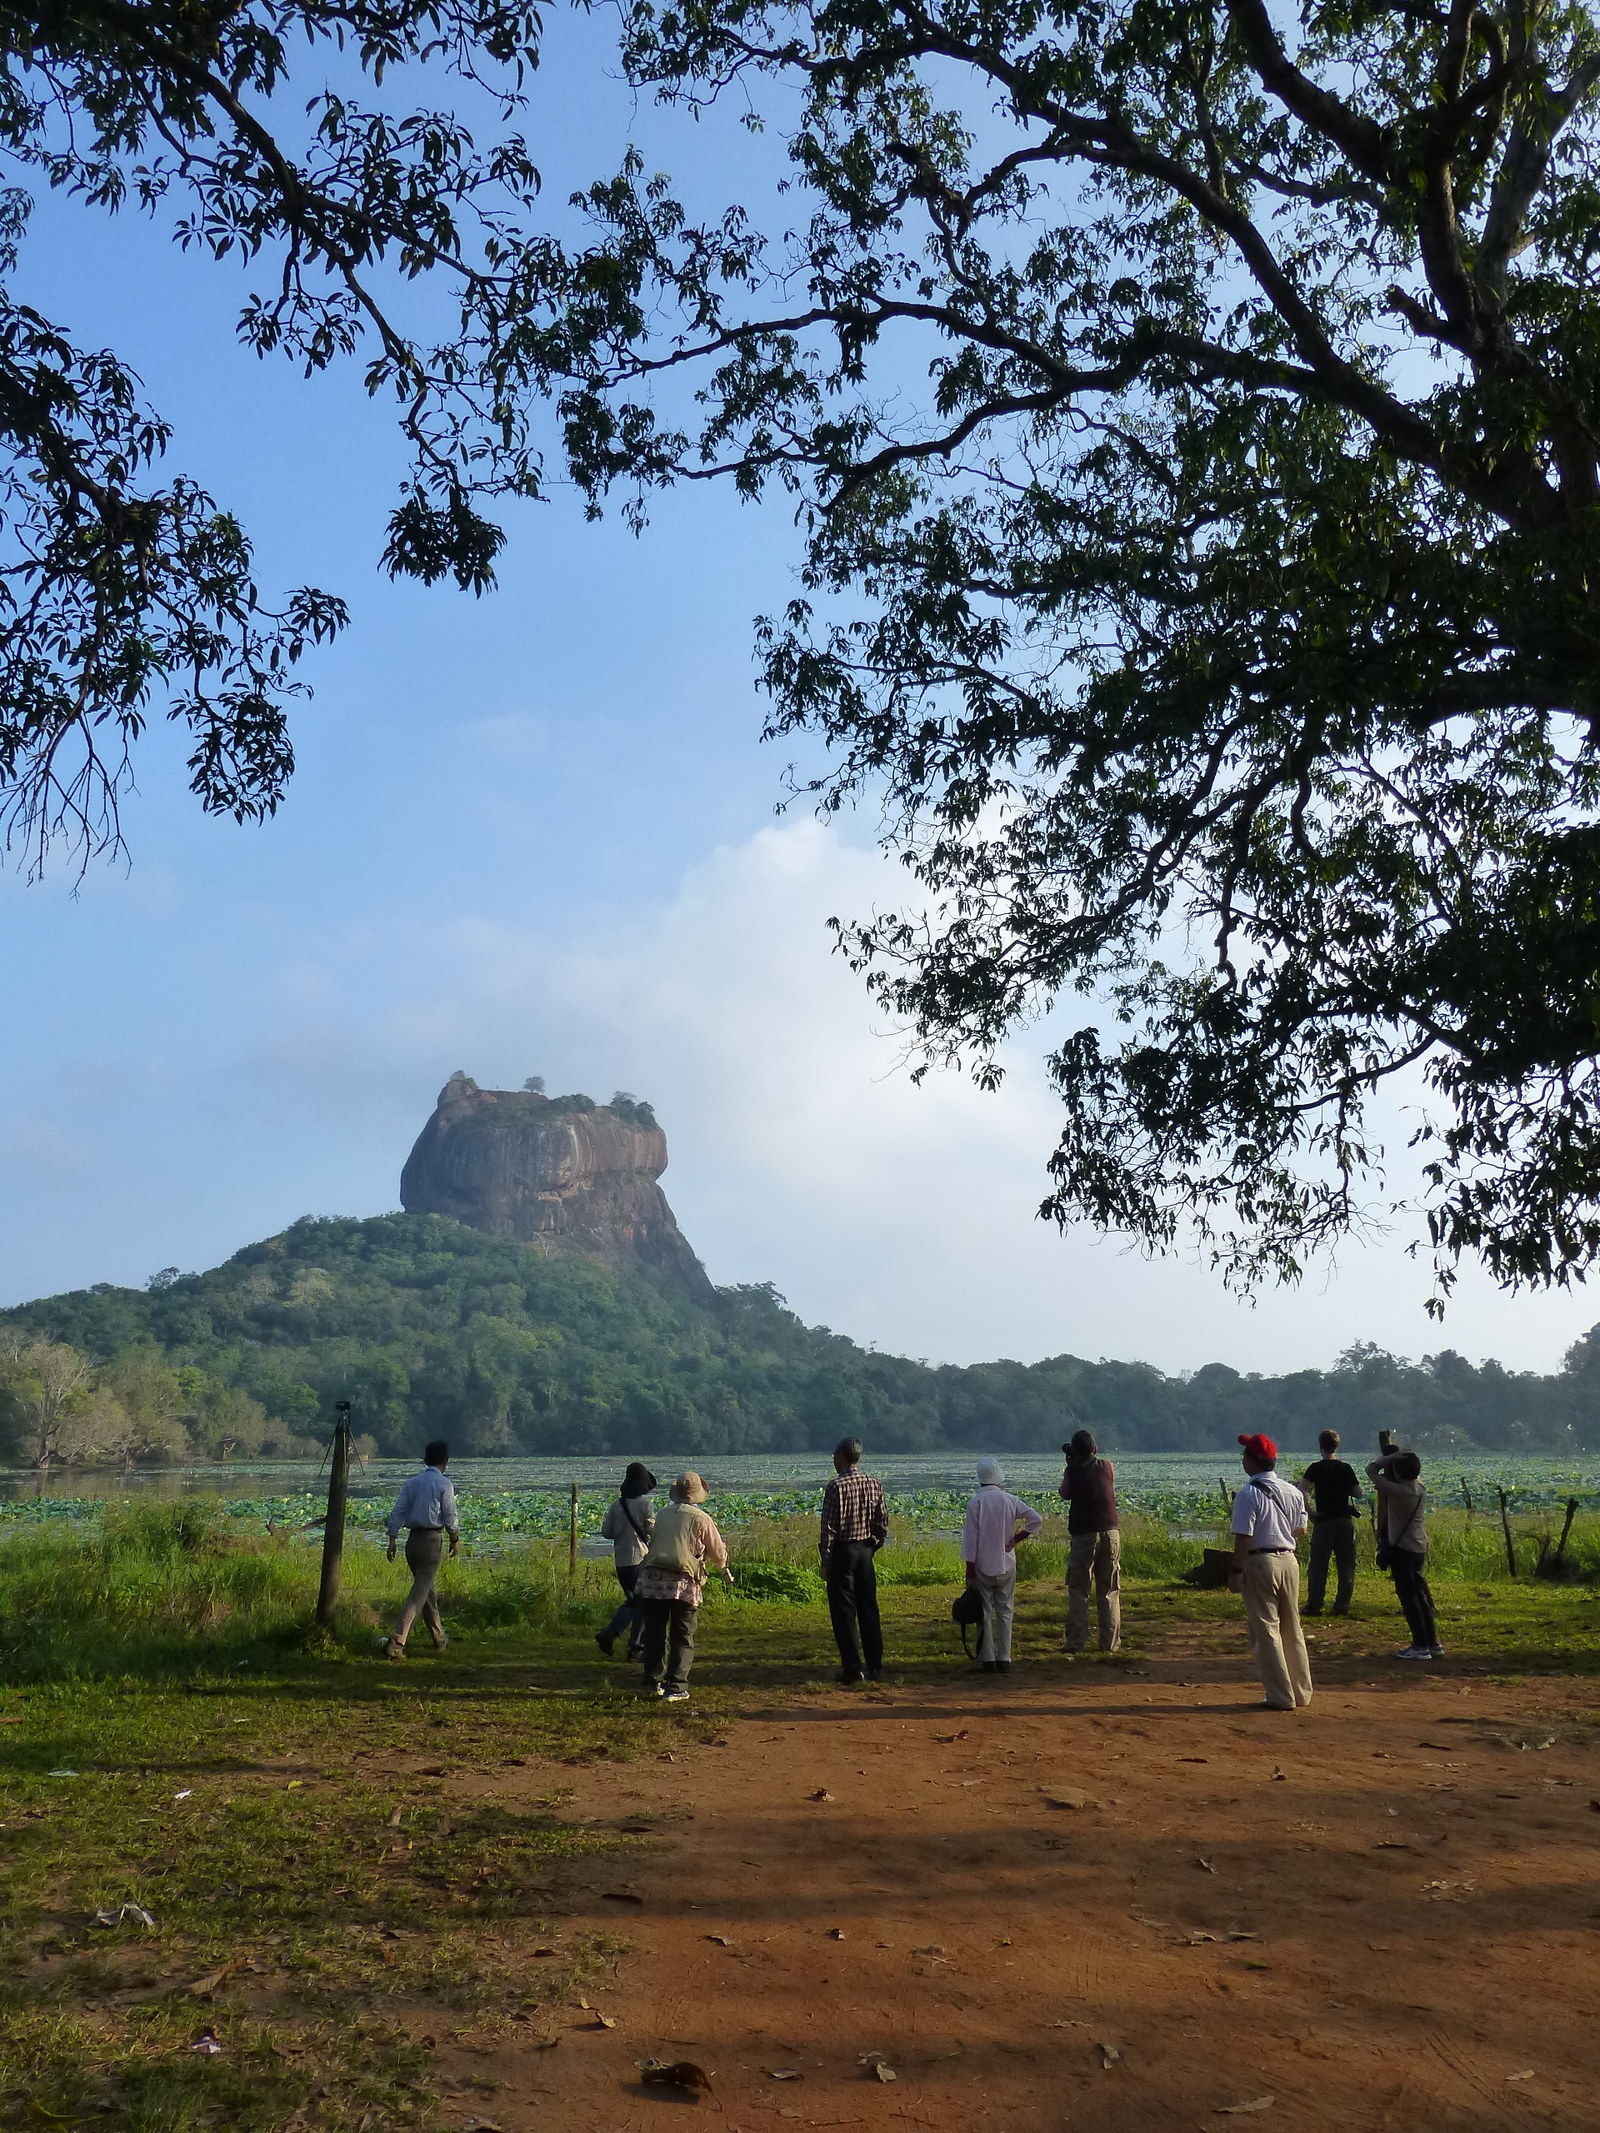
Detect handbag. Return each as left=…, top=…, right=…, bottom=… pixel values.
left=952, top=1582, right=984, bottom=1658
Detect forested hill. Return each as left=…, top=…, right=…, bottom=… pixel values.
left=3, top=1212, right=1599, bottom=1461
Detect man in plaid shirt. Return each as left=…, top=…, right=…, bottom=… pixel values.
left=819, top=1437, right=889, bottom=1684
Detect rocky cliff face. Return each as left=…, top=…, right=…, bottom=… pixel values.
left=399, top=1076, right=713, bottom=1299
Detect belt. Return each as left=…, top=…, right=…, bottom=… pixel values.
left=409, top=1525, right=446, bottom=1534
left=1249, top=1545, right=1293, bottom=1554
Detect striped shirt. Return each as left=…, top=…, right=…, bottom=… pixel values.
left=819, top=1467, right=888, bottom=1575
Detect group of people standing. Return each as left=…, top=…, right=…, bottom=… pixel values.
left=378, top=1425, right=1440, bottom=1707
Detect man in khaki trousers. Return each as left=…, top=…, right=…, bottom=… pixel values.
left=1227, top=1432, right=1312, bottom=1711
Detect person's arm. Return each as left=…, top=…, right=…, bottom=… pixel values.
left=1227, top=1488, right=1253, bottom=1593
left=962, top=1500, right=979, bottom=1582
left=440, top=1478, right=461, bottom=1553
left=386, top=1479, right=410, bottom=1557
left=819, top=1478, right=839, bottom=1576
left=1007, top=1498, right=1044, bottom=1551
left=600, top=1501, right=621, bottom=1542
left=869, top=1480, right=888, bottom=1551
left=1058, top=1466, right=1073, bottom=1502
left=701, top=1514, right=734, bottom=1584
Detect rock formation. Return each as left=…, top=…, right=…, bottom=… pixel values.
left=399, top=1075, right=713, bottom=1299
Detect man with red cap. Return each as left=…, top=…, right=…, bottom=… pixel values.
left=1228, top=1432, right=1313, bottom=1711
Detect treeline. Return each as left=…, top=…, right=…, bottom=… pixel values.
left=2, top=1211, right=1598, bottom=1464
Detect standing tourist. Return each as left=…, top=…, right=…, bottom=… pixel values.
left=596, top=1462, right=657, bottom=1659
left=381, top=1439, right=460, bottom=1660
left=1227, top=1433, right=1313, bottom=1711
left=1298, top=1430, right=1363, bottom=1616
left=961, top=1458, right=1043, bottom=1675
left=633, top=1471, right=732, bottom=1702
left=1058, top=1428, right=1121, bottom=1653
left=1367, top=1446, right=1442, bottom=1660
left=819, top=1436, right=889, bottom=1684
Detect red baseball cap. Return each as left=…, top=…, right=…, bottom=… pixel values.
left=1238, top=1432, right=1278, bottom=1462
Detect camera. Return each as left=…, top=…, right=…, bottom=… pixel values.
left=1377, top=1428, right=1398, bottom=1454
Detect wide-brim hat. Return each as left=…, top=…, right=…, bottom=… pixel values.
left=672, top=1470, right=709, bottom=1504
left=622, top=1462, right=657, bottom=1496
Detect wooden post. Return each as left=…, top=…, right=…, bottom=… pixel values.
left=316, top=1401, right=353, bottom=1627
left=1495, top=1484, right=1517, bottom=1578
left=568, top=1479, right=580, bottom=1581
left=1459, top=1475, right=1474, bottom=1515
left=1553, top=1496, right=1579, bottom=1570
left=1217, top=1477, right=1230, bottom=1513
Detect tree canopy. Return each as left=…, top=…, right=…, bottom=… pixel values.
left=0, top=0, right=549, bottom=867
left=504, top=0, right=1600, bottom=1303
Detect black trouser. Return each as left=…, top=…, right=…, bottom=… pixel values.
left=826, top=1540, right=883, bottom=1679
left=1389, top=1546, right=1438, bottom=1649
left=602, top=1562, right=643, bottom=1651
left=639, top=1595, right=699, bottom=1689
left=1306, top=1517, right=1356, bottom=1613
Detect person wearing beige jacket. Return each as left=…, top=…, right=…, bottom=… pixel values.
left=632, top=1472, right=732, bottom=1701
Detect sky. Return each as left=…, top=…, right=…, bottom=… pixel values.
left=2, top=22, right=1596, bottom=1378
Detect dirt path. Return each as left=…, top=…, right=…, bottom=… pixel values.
left=437, top=1650, right=1599, bottom=2132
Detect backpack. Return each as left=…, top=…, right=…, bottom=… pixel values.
left=952, top=1583, right=984, bottom=1658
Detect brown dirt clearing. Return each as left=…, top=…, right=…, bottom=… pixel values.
left=412, top=1644, right=1599, bottom=2133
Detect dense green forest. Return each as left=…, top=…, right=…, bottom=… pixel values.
left=3, top=1213, right=1598, bottom=1464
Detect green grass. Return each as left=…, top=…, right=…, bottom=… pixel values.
left=2, top=1504, right=1599, bottom=2131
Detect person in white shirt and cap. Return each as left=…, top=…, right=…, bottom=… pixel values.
left=1227, top=1432, right=1313, bottom=1711
left=381, top=1440, right=460, bottom=1660
left=961, top=1458, right=1042, bottom=1674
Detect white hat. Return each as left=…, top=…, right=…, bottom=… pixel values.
left=976, top=1456, right=1005, bottom=1486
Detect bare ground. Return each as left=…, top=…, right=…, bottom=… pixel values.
left=417, top=1633, right=1600, bottom=2133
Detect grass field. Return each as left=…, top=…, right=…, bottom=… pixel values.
left=1, top=1504, right=1597, bottom=2132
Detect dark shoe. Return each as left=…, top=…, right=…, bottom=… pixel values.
left=864, top=1668, right=883, bottom=1683
left=995, top=1660, right=1011, bottom=1674
left=595, top=1631, right=615, bottom=1657
left=836, top=1671, right=864, bottom=1686
left=980, top=1661, right=999, bottom=1673
left=1302, top=1607, right=1323, bottom=1617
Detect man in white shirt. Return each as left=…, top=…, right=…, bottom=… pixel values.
left=382, top=1440, right=460, bottom=1660
left=961, top=1457, right=1043, bottom=1674
left=1228, top=1432, right=1312, bottom=1711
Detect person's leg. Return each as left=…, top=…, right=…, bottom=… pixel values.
left=1413, top=1562, right=1440, bottom=1650
left=1391, top=1551, right=1435, bottom=1649
left=599, top=1564, right=639, bottom=1650
left=855, top=1546, right=884, bottom=1674
left=392, top=1530, right=443, bottom=1649
left=1065, top=1532, right=1093, bottom=1650
left=990, top=1566, right=1017, bottom=1665
left=1274, top=1554, right=1313, bottom=1706
left=1305, top=1522, right=1332, bottom=1614
left=975, top=1573, right=999, bottom=1664
left=664, top=1598, right=699, bottom=1690
left=827, top=1554, right=863, bottom=1680
left=639, top=1597, right=670, bottom=1687
left=1096, top=1529, right=1122, bottom=1652
left=1331, top=1522, right=1356, bottom=1614
left=1242, top=1555, right=1295, bottom=1708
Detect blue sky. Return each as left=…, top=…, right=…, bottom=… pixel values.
left=2, top=23, right=1596, bottom=1377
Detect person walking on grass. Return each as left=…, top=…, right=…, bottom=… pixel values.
left=1367, top=1446, right=1442, bottom=1661
left=1299, top=1429, right=1363, bottom=1617
left=596, top=1462, right=657, bottom=1660
left=382, top=1439, right=459, bottom=1660
left=1228, top=1433, right=1313, bottom=1711
left=962, top=1458, right=1042, bottom=1675
left=820, top=1436, right=889, bottom=1684
left=633, top=1471, right=732, bottom=1701
left=1058, top=1429, right=1121, bottom=1653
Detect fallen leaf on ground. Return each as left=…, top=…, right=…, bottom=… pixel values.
left=1271, top=1767, right=1287, bottom=1781
left=1507, top=2071, right=1535, bottom=2083
left=828, top=1927, right=846, bottom=1940
left=1041, top=1787, right=1094, bottom=1810
left=766, top=2070, right=802, bottom=2081
left=1098, top=2043, right=1121, bottom=2070
left=387, top=1806, right=404, bottom=1828
left=871, top=2063, right=897, bottom=2082
left=1196, top=1858, right=1216, bottom=1872
left=185, top=1967, right=233, bottom=1997
left=46, top=1770, right=78, bottom=1778
left=1216, top=2098, right=1275, bottom=2115
left=934, top=1730, right=969, bottom=1743
left=0, top=1716, right=23, bottom=1725
left=1185, top=1932, right=1219, bottom=1945
left=602, top=1891, right=644, bottom=1904
left=588, top=2015, right=617, bottom=2031
left=1227, top=1931, right=1260, bottom=1942
left=173, top=1790, right=192, bottom=1802
left=92, top=1904, right=156, bottom=1932
left=807, top=1790, right=833, bottom=1803
left=707, top=1935, right=735, bottom=1946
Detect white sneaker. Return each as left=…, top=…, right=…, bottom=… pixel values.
left=645, top=1683, right=665, bottom=1698
left=662, top=1687, right=690, bottom=1702
left=1395, top=1645, right=1434, bottom=1660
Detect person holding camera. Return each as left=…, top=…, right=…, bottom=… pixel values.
left=1058, top=1429, right=1121, bottom=1652
left=1228, top=1433, right=1313, bottom=1710
left=1367, top=1437, right=1441, bottom=1660
left=819, top=1437, right=889, bottom=1685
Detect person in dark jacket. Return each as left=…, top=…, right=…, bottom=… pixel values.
left=595, top=1463, right=656, bottom=1659
left=1298, top=1430, right=1362, bottom=1616
left=1058, top=1429, right=1121, bottom=1652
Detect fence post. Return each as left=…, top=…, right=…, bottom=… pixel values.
left=316, top=1400, right=353, bottom=1628
left=1495, top=1484, right=1517, bottom=1578
left=1217, top=1477, right=1231, bottom=1513
left=569, top=1479, right=580, bottom=1581
left=1460, top=1475, right=1474, bottom=1515
left=1552, top=1496, right=1579, bottom=1571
